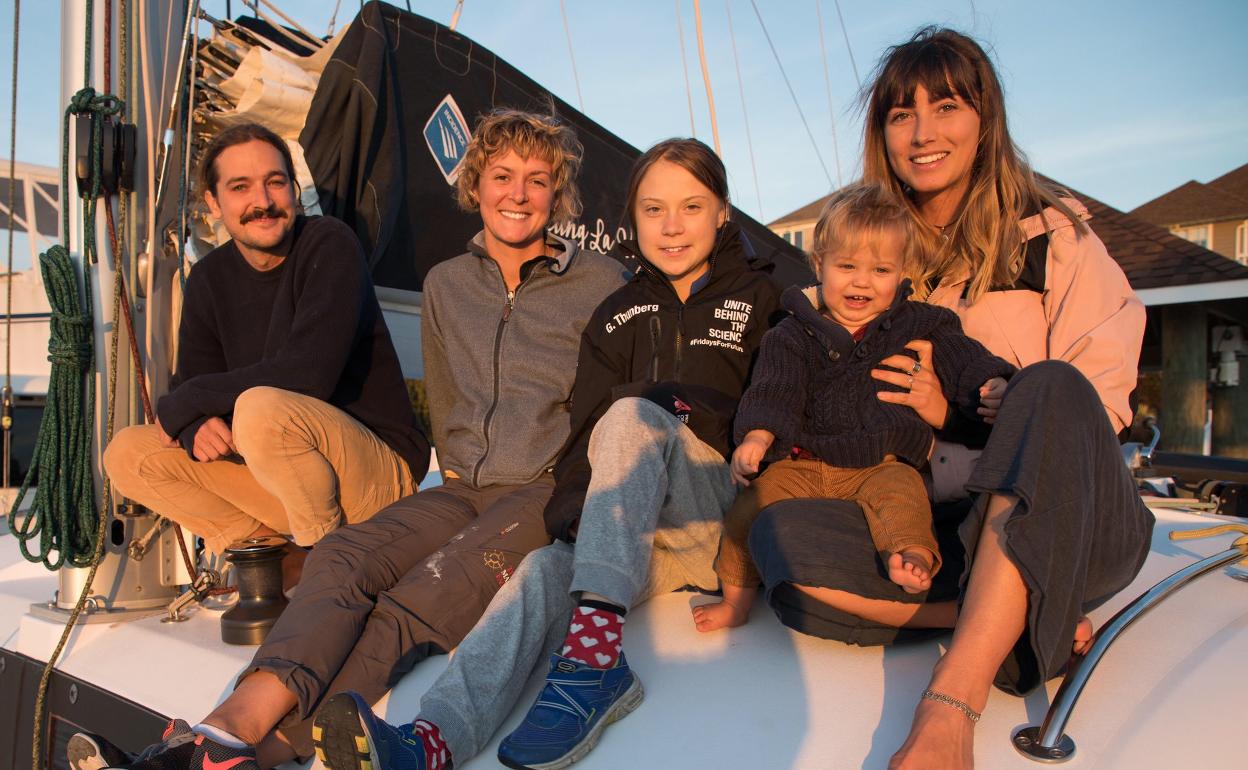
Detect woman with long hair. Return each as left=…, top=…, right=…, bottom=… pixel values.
left=748, top=27, right=1153, bottom=768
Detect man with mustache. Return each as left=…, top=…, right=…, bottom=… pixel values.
left=103, top=122, right=429, bottom=585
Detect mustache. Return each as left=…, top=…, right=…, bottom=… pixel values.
left=239, top=205, right=287, bottom=225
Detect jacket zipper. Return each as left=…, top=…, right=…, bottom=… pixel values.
left=472, top=266, right=530, bottom=486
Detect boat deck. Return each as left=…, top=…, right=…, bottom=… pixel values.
left=2, top=505, right=1245, bottom=769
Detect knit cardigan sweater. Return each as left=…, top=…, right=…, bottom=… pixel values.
left=734, top=281, right=1015, bottom=468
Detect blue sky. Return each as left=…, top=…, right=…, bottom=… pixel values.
left=2, top=0, right=1246, bottom=241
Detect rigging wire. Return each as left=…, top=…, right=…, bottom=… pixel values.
left=558, top=0, right=584, bottom=111
left=832, top=0, right=860, bottom=88
left=723, top=0, right=763, bottom=219
left=748, top=0, right=833, bottom=187
left=674, top=0, right=697, bottom=137
left=815, top=0, right=843, bottom=186
left=691, top=0, right=720, bottom=156
left=4, top=0, right=19, bottom=490
left=327, top=0, right=342, bottom=36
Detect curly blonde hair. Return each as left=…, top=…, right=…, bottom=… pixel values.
left=455, top=109, right=584, bottom=225
left=862, top=27, right=1084, bottom=302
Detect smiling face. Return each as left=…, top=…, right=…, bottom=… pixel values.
left=476, top=149, right=555, bottom=262
left=883, top=84, right=982, bottom=225
left=633, top=159, right=728, bottom=301
left=817, top=227, right=905, bottom=334
left=203, top=139, right=298, bottom=269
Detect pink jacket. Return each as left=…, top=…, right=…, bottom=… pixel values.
left=926, top=200, right=1144, bottom=434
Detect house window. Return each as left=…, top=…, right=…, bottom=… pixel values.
left=1173, top=224, right=1210, bottom=249
left=1237, top=221, right=1248, bottom=264
left=794, top=229, right=804, bottom=251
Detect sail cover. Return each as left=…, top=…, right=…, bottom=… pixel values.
left=301, top=1, right=813, bottom=292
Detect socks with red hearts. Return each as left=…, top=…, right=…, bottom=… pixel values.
left=559, top=601, right=626, bottom=669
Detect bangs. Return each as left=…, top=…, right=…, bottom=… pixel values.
left=873, top=37, right=983, bottom=118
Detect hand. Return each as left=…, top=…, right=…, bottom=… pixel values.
left=977, top=376, right=1008, bottom=424
left=731, top=431, right=772, bottom=486
left=193, top=416, right=237, bottom=462
left=154, top=417, right=179, bottom=449
left=873, top=339, right=948, bottom=428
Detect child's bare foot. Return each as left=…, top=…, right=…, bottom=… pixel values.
left=888, top=548, right=934, bottom=594
left=1072, top=616, right=1093, bottom=655
left=888, top=693, right=976, bottom=769
left=692, top=599, right=750, bottom=632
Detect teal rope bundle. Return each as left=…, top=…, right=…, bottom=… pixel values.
left=7, top=84, right=124, bottom=569
left=7, top=247, right=97, bottom=568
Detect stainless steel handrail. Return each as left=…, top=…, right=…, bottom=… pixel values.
left=1012, top=540, right=1248, bottom=763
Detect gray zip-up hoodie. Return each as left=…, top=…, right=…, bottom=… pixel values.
left=420, top=232, right=627, bottom=487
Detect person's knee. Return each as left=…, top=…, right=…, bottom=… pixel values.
left=1010, top=360, right=1094, bottom=402
left=588, top=397, right=677, bottom=459
left=233, top=387, right=299, bottom=457
left=103, top=425, right=162, bottom=493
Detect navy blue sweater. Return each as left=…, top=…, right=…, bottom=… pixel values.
left=734, top=282, right=1014, bottom=468
left=157, top=215, right=430, bottom=478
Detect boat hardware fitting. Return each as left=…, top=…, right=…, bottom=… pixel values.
left=1013, top=523, right=1248, bottom=762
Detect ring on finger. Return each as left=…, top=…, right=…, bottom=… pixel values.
left=910, top=361, right=922, bottom=375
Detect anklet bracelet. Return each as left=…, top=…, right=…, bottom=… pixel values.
left=921, top=689, right=981, bottom=723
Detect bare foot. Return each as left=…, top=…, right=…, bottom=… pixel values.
left=888, top=694, right=976, bottom=770
left=692, top=599, right=749, bottom=632
left=888, top=548, right=935, bottom=594
left=1072, top=616, right=1093, bottom=655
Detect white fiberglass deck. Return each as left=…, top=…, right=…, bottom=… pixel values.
left=2, top=504, right=1245, bottom=769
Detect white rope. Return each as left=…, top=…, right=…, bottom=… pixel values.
left=724, top=0, right=763, bottom=218
left=558, top=0, right=584, bottom=110
left=691, top=0, right=720, bottom=156
left=815, top=0, right=843, bottom=186
left=748, top=0, right=832, bottom=188
left=832, top=0, right=860, bottom=88
left=674, top=0, right=697, bottom=137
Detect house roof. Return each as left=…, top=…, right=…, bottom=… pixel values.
left=769, top=193, right=833, bottom=227
left=1129, top=164, right=1248, bottom=228
left=1209, top=163, right=1248, bottom=199
left=1064, top=180, right=1248, bottom=291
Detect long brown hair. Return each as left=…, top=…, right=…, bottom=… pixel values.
left=863, top=27, right=1084, bottom=302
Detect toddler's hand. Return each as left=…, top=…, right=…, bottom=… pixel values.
left=731, top=435, right=769, bottom=486
left=978, top=377, right=1008, bottom=423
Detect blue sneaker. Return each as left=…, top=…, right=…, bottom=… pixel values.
left=312, top=691, right=430, bottom=770
left=497, top=653, right=644, bottom=770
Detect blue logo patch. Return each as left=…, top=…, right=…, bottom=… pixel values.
left=424, top=95, right=471, bottom=185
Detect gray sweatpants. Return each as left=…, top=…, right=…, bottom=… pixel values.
left=418, top=397, right=736, bottom=761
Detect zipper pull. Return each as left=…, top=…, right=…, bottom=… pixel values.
left=503, top=290, right=515, bottom=321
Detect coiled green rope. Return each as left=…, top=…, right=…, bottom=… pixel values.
left=6, top=247, right=97, bottom=568
left=7, top=84, right=124, bottom=568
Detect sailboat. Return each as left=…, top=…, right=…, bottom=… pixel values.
left=2, top=2, right=1246, bottom=769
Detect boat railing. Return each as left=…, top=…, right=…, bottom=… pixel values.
left=1012, top=523, right=1248, bottom=763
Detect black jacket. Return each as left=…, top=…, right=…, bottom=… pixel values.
left=736, top=282, right=1015, bottom=468
left=543, top=222, right=782, bottom=541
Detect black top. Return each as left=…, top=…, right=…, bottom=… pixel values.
left=156, top=215, right=430, bottom=478
left=543, top=222, right=783, bottom=541
left=735, top=282, right=1015, bottom=469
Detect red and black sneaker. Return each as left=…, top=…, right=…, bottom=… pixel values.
left=68, top=719, right=198, bottom=770
left=186, top=734, right=259, bottom=770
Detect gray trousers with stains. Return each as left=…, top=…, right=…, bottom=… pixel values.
left=418, top=398, right=737, bottom=761
left=242, top=476, right=553, bottom=758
